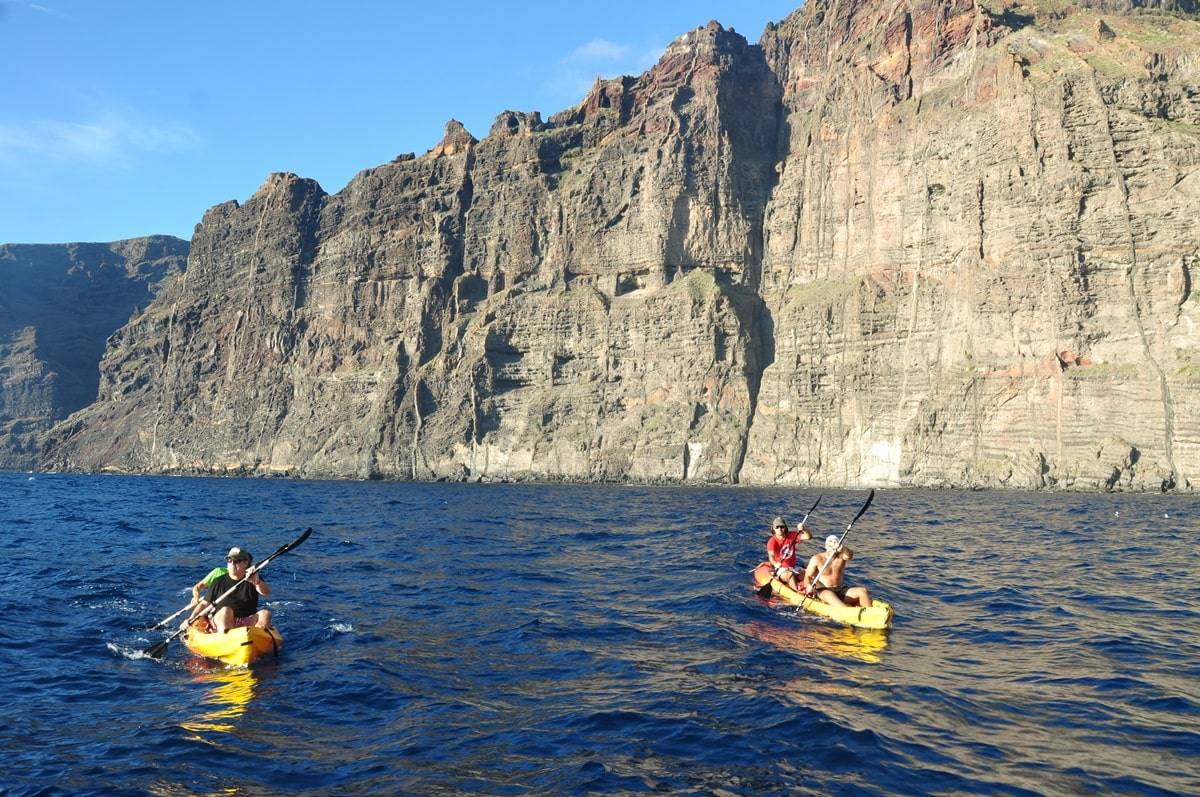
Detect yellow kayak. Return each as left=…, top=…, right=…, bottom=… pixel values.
left=753, top=563, right=894, bottom=630
left=183, top=622, right=283, bottom=666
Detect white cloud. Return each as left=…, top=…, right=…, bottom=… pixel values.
left=0, top=111, right=201, bottom=170
left=5, top=1, right=70, bottom=18
left=563, top=38, right=631, bottom=64
left=550, top=38, right=666, bottom=104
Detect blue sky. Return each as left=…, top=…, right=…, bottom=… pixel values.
left=1, top=0, right=801, bottom=245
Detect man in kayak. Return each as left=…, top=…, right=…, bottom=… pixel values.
left=766, top=515, right=812, bottom=593
left=804, top=535, right=871, bottom=608
left=183, top=546, right=272, bottom=632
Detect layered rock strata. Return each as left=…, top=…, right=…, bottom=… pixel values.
left=0, top=237, right=187, bottom=469
left=42, top=2, right=1199, bottom=491
left=741, top=0, right=1199, bottom=491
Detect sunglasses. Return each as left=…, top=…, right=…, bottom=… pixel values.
left=773, top=525, right=786, bottom=530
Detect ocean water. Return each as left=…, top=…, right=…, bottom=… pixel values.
left=0, top=472, right=1196, bottom=796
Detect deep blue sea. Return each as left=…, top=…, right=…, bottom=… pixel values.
left=1, top=473, right=1197, bottom=796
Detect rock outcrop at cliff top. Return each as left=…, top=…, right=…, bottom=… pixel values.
left=42, top=1, right=1200, bottom=492
left=0, top=237, right=187, bottom=469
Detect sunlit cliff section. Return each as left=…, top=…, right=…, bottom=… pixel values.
left=43, top=2, right=1199, bottom=491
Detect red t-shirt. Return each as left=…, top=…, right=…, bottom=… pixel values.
left=767, top=532, right=801, bottom=569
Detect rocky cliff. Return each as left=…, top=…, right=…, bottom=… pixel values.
left=42, top=1, right=1199, bottom=491
left=0, top=237, right=187, bottom=469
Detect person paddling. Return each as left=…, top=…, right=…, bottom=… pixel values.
left=804, top=535, right=871, bottom=609
left=766, top=515, right=813, bottom=593
left=183, top=547, right=272, bottom=633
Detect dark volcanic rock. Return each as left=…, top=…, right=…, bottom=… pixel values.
left=0, top=237, right=187, bottom=469
left=40, top=2, right=1200, bottom=491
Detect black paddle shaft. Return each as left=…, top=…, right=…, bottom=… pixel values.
left=798, top=494, right=822, bottom=530
left=144, top=527, right=312, bottom=659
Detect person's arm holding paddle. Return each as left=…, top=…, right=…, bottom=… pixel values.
left=190, top=565, right=226, bottom=606
left=246, top=566, right=271, bottom=598
left=795, top=495, right=820, bottom=542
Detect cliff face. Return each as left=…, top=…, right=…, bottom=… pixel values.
left=743, top=0, right=1200, bottom=491
left=42, top=2, right=1200, bottom=491
left=0, top=237, right=187, bottom=469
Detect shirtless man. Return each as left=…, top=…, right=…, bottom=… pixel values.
left=804, top=535, right=871, bottom=609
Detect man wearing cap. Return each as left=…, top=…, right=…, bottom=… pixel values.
left=766, top=516, right=813, bottom=593
left=185, top=546, right=272, bottom=633
left=804, top=535, right=871, bottom=609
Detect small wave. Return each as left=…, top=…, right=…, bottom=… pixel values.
left=106, top=641, right=156, bottom=661
left=80, top=598, right=141, bottom=614
left=332, top=622, right=353, bottom=633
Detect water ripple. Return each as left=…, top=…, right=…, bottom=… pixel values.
left=0, top=475, right=1196, bottom=795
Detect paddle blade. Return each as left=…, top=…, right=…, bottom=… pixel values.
left=290, top=527, right=312, bottom=552
left=145, top=638, right=170, bottom=659
left=849, top=488, right=875, bottom=528
left=263, top=527, right=313, bottom=563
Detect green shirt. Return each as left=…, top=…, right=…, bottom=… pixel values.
left=203, top=566, right=227, bottom=586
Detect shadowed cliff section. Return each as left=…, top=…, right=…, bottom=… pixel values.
left=39, top=1, right=1200, bottom=492
left=0, top=237, right=187, bottom=469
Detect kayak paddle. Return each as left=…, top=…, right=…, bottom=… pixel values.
left=756, top=494, right=823, bottom=598
left=799, top=494, right=822, bottom=529
left=147, top=601, right=198, bottom=631
left=144, top=527, right=312, bottom=659
left=805, top=489, right=874, bottom=598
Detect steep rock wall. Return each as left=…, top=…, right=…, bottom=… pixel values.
left=42, top=3, right=1199, bottom=491
left=742, top=0, right=1199, bottom=490
left=45, top=25, right=783, bottom=482
left=0, top=237, right=187, bottom=469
